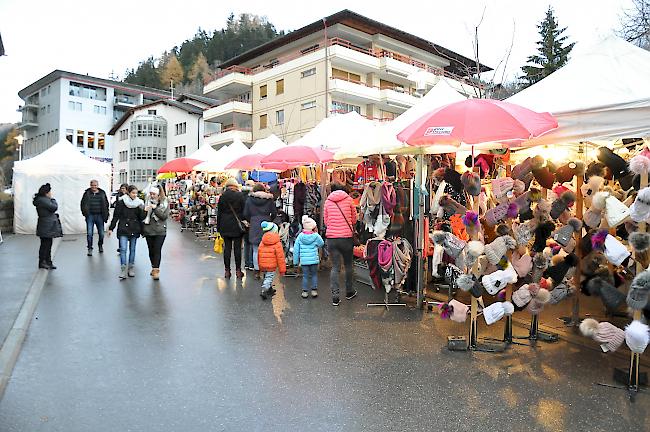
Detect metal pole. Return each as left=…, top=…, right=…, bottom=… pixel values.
left=416, top=154, right=425, bottom=308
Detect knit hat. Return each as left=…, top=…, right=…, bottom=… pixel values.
left=534, top=199, right=552, bottom=224
left=597, top=147, right=629, bottom=180
left=604, top=195, right=630, bottom=227
left=532, top=222, right=555, bottom=253
left=580, top=318, right=626, bottom=352
left=629, top=231, right=650, bottom=268
left=484, top=235, right=516, bottom=265
left=552, top=218, right=582, bottom=246
left=513, top=222, right=533, bottom=246
left=483, top=301, right=514, bottom=325
left=583, top=191, right=608, bottom=228
left=512, top=285, right=533, bottom=307
left=301, top=215, right=317, bottom=232
left=585, top=161, right=606, bottom=179
left=543, top=253, right=577, bottom=285
left=491, top=177, right=514, bottom=199
left=261, top=221, right=278, bottom=233
left=461, top=211, right=480, bottom=236
left=513, top=179, right=526, bottom=196
left=457, top=274, right=483, bottom=298
left=449, top=299, right=469, bottom=323
left=625, top=320, right=650, bottom=353
left=629, top=151, right=650, bottom=175
left=481, top=265, right=518, bottom=295
left=549, top=284, right=572, bottom=305
left=532, top=164, right=556, bottom=190
left=556, top=161, right=585, bottom=184
left=485, top=202, right=518, bottom=227
left=603, top=234, right=630, bottom=266
left=550, top=191, right=576, bottom=220
left=580, top=175, right=605, bottom=202
left=627, top=269, right=650, bottom=310
left=224, top=178, right=240, bottom=188
left=465, top=241, right=485, bottom=267
left=512, top=156, right=544, bottom=180
left=439, top=195, right=467, bottom=215
left=511, top=251, right=533, bottom=278
left=630, top=187, right=650, bottom=223
left=461, top=171, right=481, bottom=196
left=526, top=288, right=551, bottom=315
left=433, top=231, right=467, bottom=258
left=588, top=277, right=626, bottom=311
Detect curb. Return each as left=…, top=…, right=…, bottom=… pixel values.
left=0, top=237, right=62, bottom=400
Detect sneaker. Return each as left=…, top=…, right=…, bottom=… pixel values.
left=301, top=291, right=309, bottom=299
left=267, top=288, right=277, bottom=297
left=87, top=248, right=92, bottom=256
left=311, top=290, right=318, bottom=298
left=98, top=245, right=104, bottom=253
left=332, top=297, right=340, bottom=306
left=260, top=290, right=268, bottom=300
left=345, top=291, right=358, bottom=300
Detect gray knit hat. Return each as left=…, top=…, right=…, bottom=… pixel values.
left=484, top=235, right=516, bottom=265
left=552, top=218, right=582, bottom=247
left=627, top=270, right=650, bottom=310
left=549, top=284, right=573, bottom=305
left=433, top=231, right=466, bottom=259
left=514, top=223, right=533, bottom=246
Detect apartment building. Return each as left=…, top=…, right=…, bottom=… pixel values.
left=203, top=9, right=489, bottom=146
left=17, top=70, right=170, bottom=160
left=108, top=98, right=213, bottom=190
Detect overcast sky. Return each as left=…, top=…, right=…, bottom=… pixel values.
left=0, top=0, right=633, bottom=123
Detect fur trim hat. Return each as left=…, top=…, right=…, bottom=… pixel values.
left=526, top=288, right=551, bottom=315
left=552, top=218, right=582, bottom=246
left=457, top=273, right=483, bottom=298
left=491, top=177, right=514, bottom=199
left=603, top=234, right=630, bottom=266
left=483, top=301, right=515, bottom=325
left=597, top=147, right=629, bottom=180
left=629, top=231, right=650, bottom=268
left=544, top=253, right=578, bottom=285
left=580, top=318, right=626, bottom=352
left=461, top=171, right=482, bottom=196
left=301, top=215, right=317, bottom=232
left=556, top=161, right=585, bottom=184
left=627, top=269, right=650, bottom=310
left=481, top=265, right=518, bottom=295
left=549, top=284, right=572, bottom=305
left=440, top=195, right=468, bottom=215
left=625, top=320, right=650, bottom=353
left=512, top=285, right=533, bottom=307
left=630, top=187, right=650, bottom=223
left=532, top=222, right=555, bottom=253
left=433, top=231, right=467, bottom=258
left=484, top=235, right=516, bottom=265
left=511, top=251, right=533, bottom=278
left=449, top=299, right=469, bottom=323
left=604, top=195, right=630, bottom=227
left=550, top=191, right=576, bottom=220
left=512, top=156, right=544, bottom=180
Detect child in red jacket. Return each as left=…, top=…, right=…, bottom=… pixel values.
left=258, top=221, right=286, bottom=299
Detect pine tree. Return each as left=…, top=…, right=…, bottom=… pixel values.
left=520, top=7, right=575, bottom=87
left=160, top=55, right=184, bottom=90
left=187, top=52, right=211, bottom=84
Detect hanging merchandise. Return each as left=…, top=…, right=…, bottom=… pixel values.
left=625, top=320, right=650, bottom=354
left=603, top=194, right=631, bottom=227
left=378, top=240, right=395, bottom=293
left=481, top=265, right=518, bottom=295
left=579, top=318, right=626, bottom=352
left=448, top=299, right=469, bottom=323
left=629, top=187, right=650, bottom=222
left=461, top=171, right=481, bottom=196
left=483, top=301, right=514, bottom=325
left=629, top=232, right=650, bottom=268
left=627, top=269, right=650, bottom=310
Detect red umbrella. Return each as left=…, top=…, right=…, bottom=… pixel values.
left=225, top=153, right=265, bottom=170
left=157, top=157, right=202, bottom=173
left=397, top=99, right=558, bottom=147
left=260, top=146, right=335, bottom=171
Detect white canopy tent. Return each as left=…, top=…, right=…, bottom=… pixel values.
left=187, top=143, right=221, bottom=161
left=507, top=36, right=650, bottom=146
left=249, top=134, right=286, bottom=155
left=13, top=140, right=112, bottom=234
left=194, top=138, right=251, bottom=172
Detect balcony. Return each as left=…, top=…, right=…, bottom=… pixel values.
left=114, top=96, right=139, bottom=109
left=18, top=117, right=38, bottom=129
left=329, top=78, right=381, bottom=105
left=379, top=87, right=419, bottom=111
left=203, top=66, right=254, bottom=100
left=204, top=127, right=252, bottom=147
left=203, top=98, right=253, bottom=123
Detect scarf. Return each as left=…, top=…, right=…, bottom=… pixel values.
left=121, top=195, right=144, bottom=209
left=381, top=182, right=396, bottom=217
left=392, top=238, right=413, bottom=287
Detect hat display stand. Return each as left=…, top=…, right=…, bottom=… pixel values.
left=560, top=175, right=585, bottom=327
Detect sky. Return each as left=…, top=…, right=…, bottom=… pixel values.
left=0, top=0, right=634, bottom=123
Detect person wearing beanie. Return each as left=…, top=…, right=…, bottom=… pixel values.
left=630, top=187, right=650, bottom=223
left=449, top=299, right=469, bottom=323
left=258, top=221, right=286, bottom=299
left=626, top=320, right=650, bottom=353
left=142, top=186, right=170, bottom=280
left=244, top=183, right=278, bottom=279
left=483, top=301, right=515, bottom=325
left=482, top=265, right=518, bottom=295
left=512, top=156, right=544, bottom=180
left=461, top=171, right=481, bottom=196
left=543, top=253, right=578, bottom=285
left=629, top=232, right=650, bottom=268
left=491, top=177, right=514, bottom=199
left=580, top=318, right=626, bottom=352
left=33, top=183, right=63, bottom=270
left=550, top=191, right=576, bottom=220
left=293, top=216, right=325, bottom=298
left=552, top=218, right=582, bottom=247
left=580, top=176, right=605, bottom=208
left=627, top=269, right=650, bottom=310
left=597, top=147, right=630, bottom=180
left=484, top=235, right=516, bottom=265
left=512, top=285, right=533, bottom=308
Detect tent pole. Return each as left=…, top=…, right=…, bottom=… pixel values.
left=416, top=154, right=425, bottom=309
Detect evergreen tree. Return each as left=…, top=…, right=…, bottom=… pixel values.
left=124, top=57, right=160, bottom=89
left=520, top=7, right=575, bottom=87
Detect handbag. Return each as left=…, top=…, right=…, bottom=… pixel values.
left=213, top=233, right=224, bottom=254
left=227, top=202, right=248, bottom=234
left=334, top=201, right=361, bottom=246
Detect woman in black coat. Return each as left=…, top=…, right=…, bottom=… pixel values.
left=108, top=185, right=145, bottom=280
left=243, top=183, right=277, bottom=278
left=33, top=183, right=63, bottom=269
left=217, top=178, right=246, bottom=279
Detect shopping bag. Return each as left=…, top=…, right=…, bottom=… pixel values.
left=213, top=234, right=224, bottom=254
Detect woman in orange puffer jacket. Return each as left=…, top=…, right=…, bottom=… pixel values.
left=257, top=221, right=286, bottom=299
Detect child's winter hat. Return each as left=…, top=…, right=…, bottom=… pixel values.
left=481, top=265, right=518, bottom=295
left=630, top=187, right=650, bottom=223
left=461, top=171, right=481, bottom=196
left=449, top=299, right=469, bottom=323
left=629, top=231, right=650, bottom=268
left=626, top=321, right=650, bottom=354
left=549, top=284, right=572, bottom=305
left=544, top=253, right=578, bottom=285
left=556, top=161, right=585, bottom=184
left=597, top=147, right=629, bottom=180
left=301, top=215, right=317, bottom=232
left=552, top=218, right=582, bottom=246
left=483, top=301, right=515, bottom=325
left=603, top=234, right=630, bottom=266
left=604, top=195, right=630, bottom=227
left=580, top=318, right=626, bottom=352
left=261, top=221, right=278, bottom=233
left=550, top=190, right=576, bottom=220
left=512, top=284, right=533, bottom=307
left=627, top=269, right=650, bottom=310
left=484, top=235, right=516, bottom=265
left=491, top=177, right=514, bottom=199
left=512, top=156, right=544, bottom=180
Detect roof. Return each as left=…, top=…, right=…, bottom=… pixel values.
left=177, top=93, right=220, bottom=106
left=218, top=9, right=491, bottom=75
left=108, top=99, right=203, bottom=135
left=18, top=70, right=171, bottom=99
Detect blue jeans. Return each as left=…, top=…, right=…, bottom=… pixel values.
left=119, top=235, right=138, bottom=266
left=86, top=214, right=105, bottom=249
left=301, top=264, right=318, bottom=292
left=262, top=271, right=275, bottom=290
left=252, top=244, right=259, bottom=270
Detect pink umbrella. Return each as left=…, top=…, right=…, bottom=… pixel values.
left=397, top=99, right=558, bottom=147
left=225, top=153, right=266, bottom=170
left=260, top=146, right=335, bottom=171
left=157, top=157, right=202, bottom=173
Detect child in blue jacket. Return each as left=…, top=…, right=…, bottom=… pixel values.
left=294, top=215, right=324, bottom=298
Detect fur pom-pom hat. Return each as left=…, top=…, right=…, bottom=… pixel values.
left=484, top=235, right=517, bottom=265
left=461, top=211, right=480, bottom=235
left=457, top=273, right=483, bottom=298
left=630, top=187, right=650, bottom=223
left=527, top=287, right=551, bottom=315
left=550, top=191, right=576, bottom=220
left=512, top=285, right=533, bottom=307
left=580, top=318, right=626, bottom=352
left=461, top=171, right=481, bottom=196
left=464, top=240, right=485, bottom=267
left=552, top=218, right=582, bottom=246
left=597, top=147, right=629, bottom=180
left=625, top=320, right=650, bottom=354
left=512, top=156, right=545, bottom=180
left=580, top=175, right=605, bottom=204
left=532, top=222, right=555, bottom=253
left=433, top=231, right=467, bottom=258
left=532, top=164, right=556, bottom=190
left=629, top=152, right=650, bottom=175
left=585, top=161, right=606, bottom=180
left=543, top=253, right=578, bottom=285
left=583, top=191, right=608, bottom=228
left=485, top=202, right=510, bottom=227
left=448, top=299, right=469, bottom=323
left=604, top=195, right=630, bottom=227
left=440, top=195, right=468, bottom=215
left=587, top=277, right=626, bottom=311
left=481, top=265, right=518, bottom=295
left=629, top=231, right=650, bottom=268
left=511, top=250, right=533, bottom=278
left=627, top=269, right=650, bottom=310
left=556, top=161, right=585, bottom=184
left=483, top=301, right=515, bottom=325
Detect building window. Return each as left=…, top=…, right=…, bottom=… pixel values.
left=276, top=79, right=284, bottom=95
left=332, top=68, right=361, bottom=83
left=148, top=109, right=157, bottom=115
left=175, top=122, right=187, bottom=135
left=119, top=129, right=129, bottom=141
left=76, top=130, right=84, bottom=147
left=68, top=101, right=82, bottom=111
left=175, top=146, right=186, bottom=158
left=260, top=85, right=267, bottom=100
left=276, top=110, right=284, bottom=125
left=260, top=114, right=268, bottom=129
left=69, top=82, right=106, bottom=100
left=66, top=129, right=73, bottom=143
left=332, top=101, right=361, bottom=115
left=301, top=68, right=316, bottom=78
left=47, top=85, right=51, bottom=95
left=98, top=133, right=105, bottom=150
left=87, top=132, right=95, bottom=149
left=93, top=105, right=107, bottom=114
left=301, top=101, right=316, bottom=110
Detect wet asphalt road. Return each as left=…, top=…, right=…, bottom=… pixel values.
left=0, top=227, right=648, bottom=431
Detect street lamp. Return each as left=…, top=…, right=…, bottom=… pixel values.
left=15, top=133, right=24, bottom=161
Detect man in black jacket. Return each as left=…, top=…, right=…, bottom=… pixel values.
left=80, top=179, right=109, bottom=256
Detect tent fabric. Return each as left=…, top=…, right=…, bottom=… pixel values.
left=194, top=138, right=251, bottom=172
left=507, top=36, right=650, bottom=146
left=187, top=144, right=220, bottom=161
left=13, top=140, right=111, bottom=234
left=249, top=134, right=286, bottom=155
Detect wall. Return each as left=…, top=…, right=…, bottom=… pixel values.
left=0, top=198, right=13, bottom=234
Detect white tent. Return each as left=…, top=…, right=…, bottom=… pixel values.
left=249, top=134, right=287, bottom=155
left=194, top=138, right=251, bottom=172
left=507, top=36, right=650, bottom=146
left=13, top=140, right=112, bottom=234
left=187, top=143, right=220, bottom=161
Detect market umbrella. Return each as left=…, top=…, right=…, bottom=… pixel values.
left=157, top=157, right=202, bottom=173
left=397, top=98, right=558, bottom=148
left=260, top=145, right=335, bottom=171
left=225, top=153, right=266, bottom=170
left=156, top=172, right=176, bottom=180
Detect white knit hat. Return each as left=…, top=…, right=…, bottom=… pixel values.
left=630, top=187, right=650, bottom=223
left=603, top=234, right=630, bottom=266
left=483, top=301, right=514, bottom=325
left=484, top=235, right=516, bottom=265
left=481, top=265, right=518, bottom=295
left=625, top=320, right=650, bottom=354
left=302, top=215, right=317, bottom=232
left=604, top=195, right=630, bottom=227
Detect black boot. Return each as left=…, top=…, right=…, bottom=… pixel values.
left=47, top=261, right=57, bottom=270
left=98, top=244, right=104, bottom=253
left=39, top=260, right=51, bottom=269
